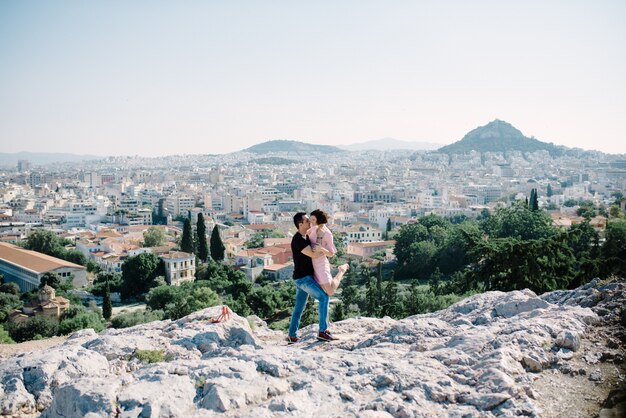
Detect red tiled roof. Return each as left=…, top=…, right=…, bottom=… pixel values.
left=0, top=242, right=86, bottom=273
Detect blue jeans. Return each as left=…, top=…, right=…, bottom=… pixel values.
left=288, top=275, right=329, bottom=337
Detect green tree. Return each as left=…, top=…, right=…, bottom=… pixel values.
left=576, top=204, right=596, bottom=220
left=210, top=225, right=226, bottom=261
left=331, top=301, right=346, bottom=322
left=39, top=272, right=62, bottom=289
left=86, top=260, right=101, bottom=274
left=64, top=250, right=86, bottom=266
left=482, top=202, right=556, bottom=240
left=394, top=223, right=429, bottom=267
left=463, top=233, right=575, bottom=294
left=339, top=267, right=360, bottom=316
left=601, top=219, right=626, bottom=277
left=299, top=298, right=317, bottom=327
left=476, top=208, right=491, bottom=221
left=245, top=232, right=265, bottom=249
left=383, top=218, right=392, bottom=240
left=404, top=280, right=423, bottom=316
left=0, top=282, right=20, bottom=295
left=566, top=221, right=600, bottom=288
left=180, top=218, right=194, bottom=254
left=609, top=205, right=622, bottom=218
left=364, top=269, right=381, bottom=317
left=380, top=280, right=401, bottom=318
left=547, top=184, right=553, bottom=197
left=429, top=267, right=443, bottom=296
left=143, top=226, right=166, bottom=248
left=24, top=229, right=65, bottom=258
left=58, top=311, right=104, bottom=334
left=529, top=188, right=539, bottom=211
left=196, top=214, right=209, bottom=262
left=246, top=285, right=279, bottom=318
left=91, top=272, right=122, bottom=296
left=0, top=324, right=14, bottom=344
left=102, top=282, right=112, bottom=321
left=7, top=316, right=59, bottom=343
left=332, top=231, right=346, bottom=259
left=0, top=293, right=23, bottom=322
left=145, top=282, right=221, bottom=320
left=121, top=252, right=162, bottom=300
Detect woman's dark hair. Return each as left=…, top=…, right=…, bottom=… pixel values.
left=310, top=209, right=328, bottom=225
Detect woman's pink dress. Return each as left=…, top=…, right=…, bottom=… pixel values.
left=308, top=225, right=337, bottom=285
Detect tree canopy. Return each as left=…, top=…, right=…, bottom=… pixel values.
left=210, top=225, right=225, bottom=261
left=196, top=214, right=209, bottom=262
left=143, top=226, right=166, bottom=248
left=121, top=252, right=163, bottom=300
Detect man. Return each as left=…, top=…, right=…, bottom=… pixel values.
left=287, top=212, right=338, bottom=344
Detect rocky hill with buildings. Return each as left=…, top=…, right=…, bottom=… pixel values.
left=1, top=279, right=624, bottom=417
left=438, top=120, right=565, bottom=156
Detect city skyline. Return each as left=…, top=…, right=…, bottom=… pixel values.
left=1, top=1, right=625, bottom=156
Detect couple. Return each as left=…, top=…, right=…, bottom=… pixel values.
left=287, top=210, right=349, bottom=344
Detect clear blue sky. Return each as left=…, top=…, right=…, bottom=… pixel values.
left=1, top=1, right=625, bottom=156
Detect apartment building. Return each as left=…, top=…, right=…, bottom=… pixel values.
left=161, top=251, right=195, bottom=285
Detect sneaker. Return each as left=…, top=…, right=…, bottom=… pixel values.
left=317, top=330, right=338, bottom=342
left=287, top=336, right=299, bottom=344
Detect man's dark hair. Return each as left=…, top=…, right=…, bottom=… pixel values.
left=293, top=212, right=308, bottom=228
left=310, top=209, right=328, bottom=224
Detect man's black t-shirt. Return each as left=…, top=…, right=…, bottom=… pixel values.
left=291, top=232, right=314, bottom=280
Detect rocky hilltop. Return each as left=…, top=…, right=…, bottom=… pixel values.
left=1, top=280, right=624, bottom=418
left=438, top=120, right=563, bottom=156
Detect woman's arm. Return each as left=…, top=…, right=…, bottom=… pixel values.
left=318, top=226, right=337, bottom=257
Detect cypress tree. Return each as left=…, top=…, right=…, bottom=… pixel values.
left=196, top=213, right=209, bottom=262
left=210, top=225, right=226, bottom=261
left=181, top=218, right=194, bottom=254
left=381, top=280, right=400, bottom=318
left=103, top=282, right=112, bottom=321
left=531, top=188, right=539, bottom=211
left=365, top=273, right=379, bottom=317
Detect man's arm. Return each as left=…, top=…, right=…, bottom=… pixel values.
left=301, top=245, right=326, bottom=259
left=314, top=246, right=334, bottom=257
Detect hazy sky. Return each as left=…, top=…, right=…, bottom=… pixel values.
left=1, top=1, right=625, bottom=156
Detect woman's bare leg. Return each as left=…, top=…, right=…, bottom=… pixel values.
left=320, top=282, right=335, bottom=296
left=329, top=264, right=349, bottom=294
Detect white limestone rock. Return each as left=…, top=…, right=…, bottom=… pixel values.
left=0, top=286, right=616, bottom=418
left=555, top=330, right=582, bottom=352
left=41, top=378, right=121, bottom=418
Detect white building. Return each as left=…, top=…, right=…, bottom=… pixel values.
left=167, top=195, right=195, bottom=218
left=160, top=251, right=195, bottom=285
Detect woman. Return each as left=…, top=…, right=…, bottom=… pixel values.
left=308, top=209, right=349, bottom=296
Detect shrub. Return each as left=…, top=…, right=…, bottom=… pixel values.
left=134, top=349, right=165, bottom=363
left=58, top=311, right=104, bottom=335
left=7, top=316, right=58, bottom=343
left=0, top=324, right=14, bottom=344
left=111, top=309, right=165, bottom=329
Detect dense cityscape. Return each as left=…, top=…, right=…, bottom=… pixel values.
left=1, top=121, right=626, bottom=340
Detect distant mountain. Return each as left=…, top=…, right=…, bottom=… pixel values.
left=438, top=120, right=563, bottom=156
left=339, top=138, right=442, bottom=151
left=243, top=140, right=343, bottom=154
left=0, top=151, right=103, bottom=166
